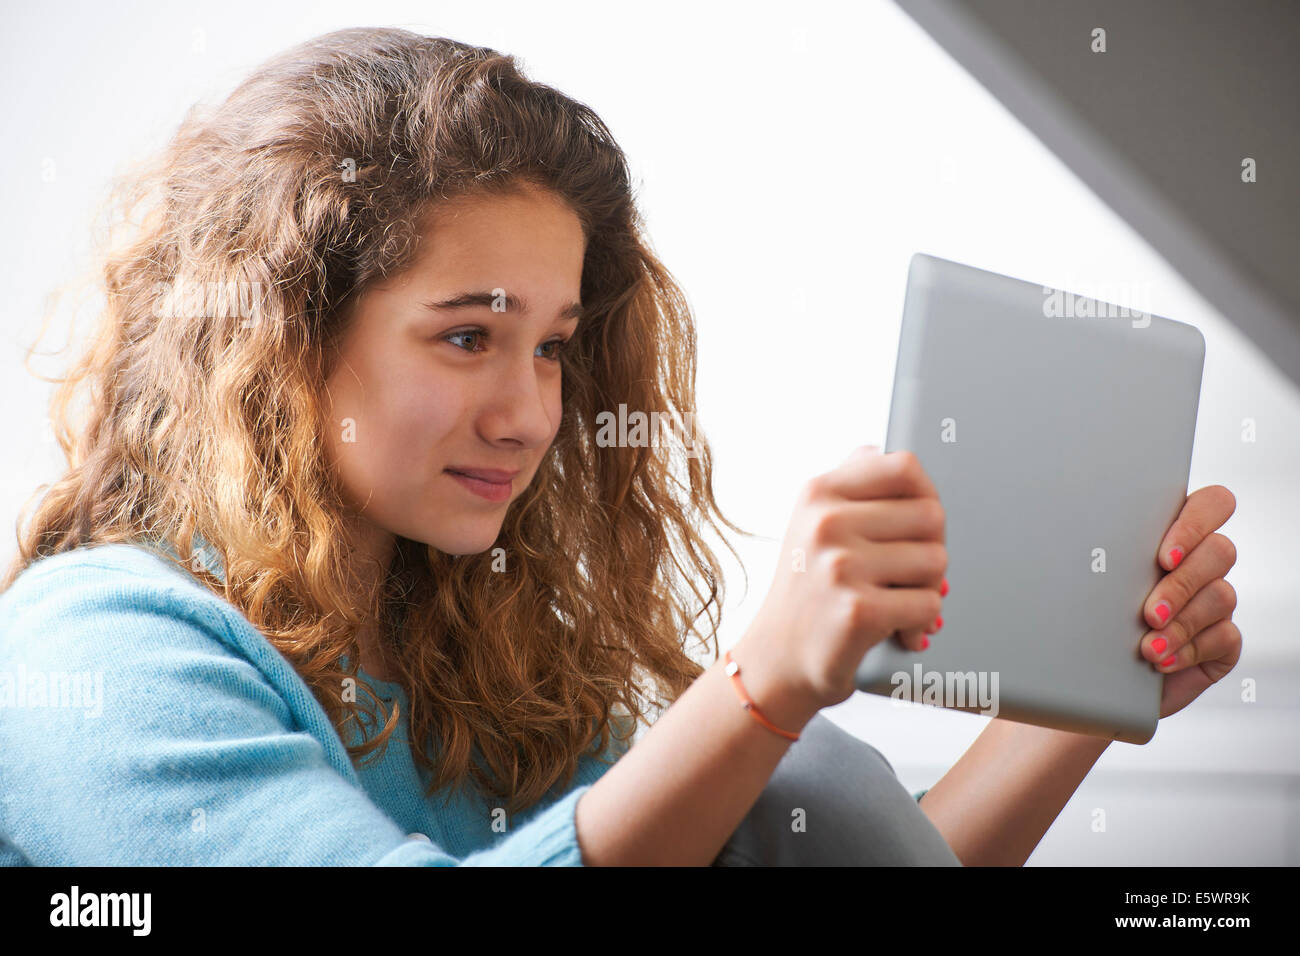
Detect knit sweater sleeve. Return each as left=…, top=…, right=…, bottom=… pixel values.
left=0, top=549, right=590, bottom=866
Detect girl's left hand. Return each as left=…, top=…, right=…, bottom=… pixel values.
left=1139, top=485, right=1242, bottom=719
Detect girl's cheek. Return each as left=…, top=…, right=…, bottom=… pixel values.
left=406, top=393, right=466, bottom=442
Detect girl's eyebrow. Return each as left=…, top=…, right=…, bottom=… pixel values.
left=421, top=291, right=583, bottom=321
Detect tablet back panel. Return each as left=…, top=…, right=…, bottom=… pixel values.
left=854, top=254, right=1204, bottom=744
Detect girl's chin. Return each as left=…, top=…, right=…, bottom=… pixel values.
left=416, top=523, right=505, bottom=558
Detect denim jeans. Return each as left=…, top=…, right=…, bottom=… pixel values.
left=711, top=713, right=962, bottom=866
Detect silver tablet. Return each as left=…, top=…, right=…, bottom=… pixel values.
left=854, top=254, right=1204, bottom=744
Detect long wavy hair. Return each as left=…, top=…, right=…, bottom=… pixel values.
left=4, top=27, right=749, bottom=817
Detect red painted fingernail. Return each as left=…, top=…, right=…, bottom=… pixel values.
left=940, top=578, right=949, bottom=597
left=921, top=636, right=930, bottom=650
left=932, top=615, right=943, bottom=632
left=1161, top=654, right=1177, bottom=667
left=1154, top=601, right=1171, bottom=624
left=1151, top=636, right=1168, bottom=654
left=1168, top=547, right=1184, bottom=568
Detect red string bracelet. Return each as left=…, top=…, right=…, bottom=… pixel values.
left=723, top=649, right=800, bottom=741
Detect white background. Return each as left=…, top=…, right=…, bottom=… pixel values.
left=3, top=0, right=1297, bottom=864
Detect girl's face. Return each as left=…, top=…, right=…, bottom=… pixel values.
left=323, top=182, right=586, bottom=558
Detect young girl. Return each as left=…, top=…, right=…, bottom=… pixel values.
left=0, top=27, right=1241, bottom=866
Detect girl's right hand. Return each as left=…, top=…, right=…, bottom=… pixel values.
left=734, top=445, right=948, bottom=721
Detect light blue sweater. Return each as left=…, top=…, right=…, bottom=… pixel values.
left=0, top=540, right=629, bottom=866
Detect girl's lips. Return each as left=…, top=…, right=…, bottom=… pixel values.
left=445, top=467, right=519, bottom=483
left=445, top=468, right=514, bottom=502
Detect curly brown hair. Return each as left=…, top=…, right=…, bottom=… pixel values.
left=4, top=27, right=749, bottom=817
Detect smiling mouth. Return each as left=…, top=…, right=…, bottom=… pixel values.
left=445, top=467, right=519, bottom=482
left=444, top=468, right=515, bottom=502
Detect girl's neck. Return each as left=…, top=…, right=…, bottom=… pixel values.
left=357, top=620, right=402, bottom=683
left=344, top=512, right=401, bottom=682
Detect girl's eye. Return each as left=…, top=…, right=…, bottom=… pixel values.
left=536, top=338, right=571, bottom=362
left=444, top=329, right=486, bottom=353
left=442, top=328, right=570, bottom=361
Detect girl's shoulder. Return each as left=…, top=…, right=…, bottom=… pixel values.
left=3, top=538, right=211, bottom=594
left=0, top=542, right=421, bottom=865
left=0, top=540, right=312, bottom=722
left=1, top=540, right=232, bottom=643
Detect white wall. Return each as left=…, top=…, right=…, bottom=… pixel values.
left=2, top=0, right=1296, bottom=864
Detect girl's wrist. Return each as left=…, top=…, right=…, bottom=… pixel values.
left=722, top=637, right=820, bottom=738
